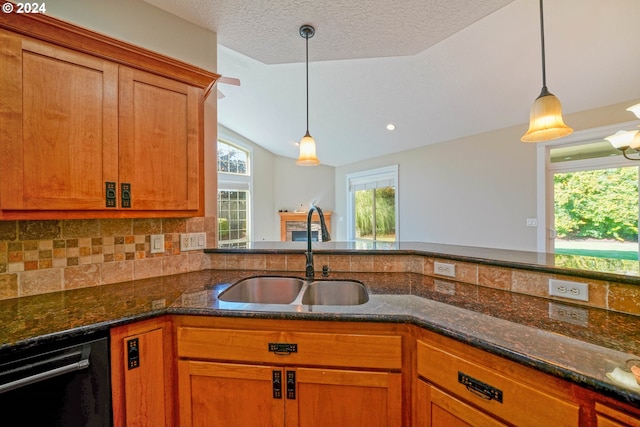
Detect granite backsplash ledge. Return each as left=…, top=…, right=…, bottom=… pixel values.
left=207, top=244, right=640, bottom=318
left=0, top=217, right=216, bottom=300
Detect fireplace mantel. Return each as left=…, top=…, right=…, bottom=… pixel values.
left=278, top=211, right=332, bottom=242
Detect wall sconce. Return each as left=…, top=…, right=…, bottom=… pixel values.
left=605, top=103, right=640, bottom=160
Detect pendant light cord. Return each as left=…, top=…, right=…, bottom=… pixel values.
left=539, top=0, right=547, bottom=91
left=305, top=30, right=310, bottom=134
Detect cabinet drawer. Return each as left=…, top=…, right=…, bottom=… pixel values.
left=417, top=340, right=579, bottom=427
left=177, top=327, right=402, bottom=370
left=595, top=402, right=640, bottom=427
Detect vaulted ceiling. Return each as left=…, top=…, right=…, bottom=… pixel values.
left=145, top=0, right=640, bottom=166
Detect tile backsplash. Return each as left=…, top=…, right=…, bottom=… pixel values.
left=0, top=217, right=216, bottom=300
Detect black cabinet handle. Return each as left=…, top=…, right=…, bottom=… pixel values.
left=272, top=370, right=282, bottom=399
left=286, top=370, right=296, bottom=399
left=121, top=183, right=131, bottom=208
left=458, top=371, right=503, bottom=403
left=268, top=343, right=297, bottom=355
left=105, top=182, right=116, bottom=208
left=127, top=338, right=139, bottom=370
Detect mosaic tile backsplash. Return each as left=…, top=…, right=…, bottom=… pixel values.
left=0, top=217, right=216, bottom=299
left=1, top=218, right=639, bottom=318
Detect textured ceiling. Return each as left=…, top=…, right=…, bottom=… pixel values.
left=144, top=0, right=640, bottom=167
left=143, top=0, right=514, bottom=63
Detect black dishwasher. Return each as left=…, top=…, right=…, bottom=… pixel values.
left=0, top=331, right=112, bottom=427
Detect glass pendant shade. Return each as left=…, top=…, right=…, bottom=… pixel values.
left=627, top=103, right=640, bottom=119
left=296, top=132, right=320, bottom=166
left=521, top=89, right=573, bottom=142
left=605, top=130, right=640, bottom=149
left=521, top=0, right=572, bottom=143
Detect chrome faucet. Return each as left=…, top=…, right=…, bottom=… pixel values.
left=305, top=204, right=331, bottom=278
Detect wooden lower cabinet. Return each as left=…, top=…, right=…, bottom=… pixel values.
left=415, top=379, right=507, bottom=427
left=595, top=402, right=640, bottom=427
left=175, top=317, right=407, bottom=427
left=110, top=316, right=174, bottom=427
left=414, top=330, right=581, bottom=427
left=108, top=316, right=640, bottom=427
left=178, top=360, right=402, bottom=427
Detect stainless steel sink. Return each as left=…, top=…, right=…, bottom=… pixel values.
left=218, top=276, right=304, bottom=304
left=218, top=276, right=369, bottom=306
left=301, top=280, right=369, bottom=305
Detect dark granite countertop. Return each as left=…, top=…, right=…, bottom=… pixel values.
left=205, top=241, right=640, bottom=285
left=1, top=269, right=639, bottom=408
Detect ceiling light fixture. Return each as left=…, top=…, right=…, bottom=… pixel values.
left=604, top=103, right=640, bottom=160
left=296, top=24, right=320, bottom=166
left=386, top=124, right=396, bottom=131
left=521, top=0, right=573, bottom=143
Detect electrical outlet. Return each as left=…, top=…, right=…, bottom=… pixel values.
left=548, top=279, right=589, bottom=302
left=434, top=279, right=456, bottom=295
left=180, top=232, right=207, bottom=251
left=434, top=261, right=455, bottom=278
left=548, top=302, right=589, bottom=327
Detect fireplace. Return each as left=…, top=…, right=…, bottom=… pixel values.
left=291, top=230, right=318, bottom=242
left=278, top=211, right=332, bottom=242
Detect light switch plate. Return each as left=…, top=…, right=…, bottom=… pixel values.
left=150, top=234, right=164, bottom=254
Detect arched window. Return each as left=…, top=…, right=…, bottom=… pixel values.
left=217, top=140, right=251, bottom=248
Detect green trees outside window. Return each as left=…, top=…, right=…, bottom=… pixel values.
left=355, top=187, right=396, bottom=241
left=553, top=166, right=638, bottom=261
left=554, top=167, right=638, bottom=241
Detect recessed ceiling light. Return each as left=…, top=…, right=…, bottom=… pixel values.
left=386, top=124, right=396, bottom=131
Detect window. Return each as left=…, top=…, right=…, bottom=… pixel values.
left=217, top=139, right=251, bottom=248
left=546, top=138, right=639, bottom=273
left=346, top=165, right=398, bottom=243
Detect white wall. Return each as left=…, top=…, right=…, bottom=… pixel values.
left=334, top=100, right=639, bottom=252
left=47, top=0, right=216, bottom=72
left=335, top=125, right=537, bottom=251
left=273, top=157, right=335, bottom=224
left=218, top=126, right=335, bottom=241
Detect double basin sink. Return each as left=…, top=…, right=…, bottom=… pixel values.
left=218, top=276, right=369, bottom=306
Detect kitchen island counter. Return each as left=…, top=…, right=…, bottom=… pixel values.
left=1, top=269, right=638, bottom=409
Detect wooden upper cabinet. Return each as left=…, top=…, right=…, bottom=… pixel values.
left=118, top=67, right=201, bottom=212
left=0, top=9, right=217, bottom=219
left=0, top=31, right=119, bottom=212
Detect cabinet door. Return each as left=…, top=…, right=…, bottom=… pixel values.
left=119, top=66, right=202, bottom=212
left=415, top=379, right=507, bottom=427
left=0, top=29, right=118, bottom=211
left=178, top=360, right=285, bottom=427
left=110, top=318, right=173, bottom=427
left=286, top=367, right=402, bottom=427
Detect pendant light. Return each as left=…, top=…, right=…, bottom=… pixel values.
left=296, top=24, right=320, bottom=166
left=521, top=0, right=573, bottom=143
